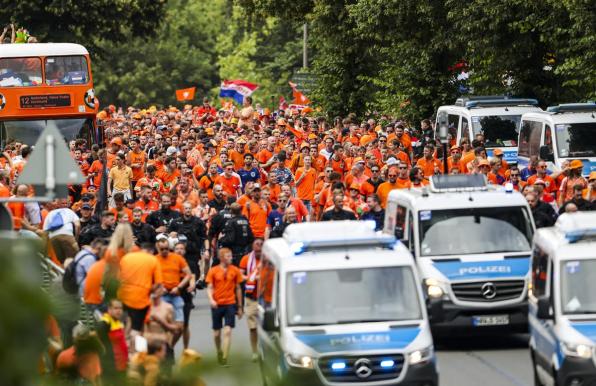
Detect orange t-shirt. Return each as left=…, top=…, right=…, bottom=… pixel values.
left=229, top=150, right=245, bottom=170
left=134, top=199, right=159, bottom=222
left=295, top=167, right=317, bottom=201
left=243, top=199, right=271, bottom=238
left=377, top=181, right=402, bottom=208
left=118, top=251, right=163, bottom=309
left=205, top=264, right=243, bottom=306
left=84, top=259, right=106, bottom=305
left=128, top=150, right=146, bottom=181
left=87, top=160, right=103, bottom=187
left=198, top=174, right=217, bottom=200
left=416, top=157, right=443, bottom=178
left=156, top=253, right=188, bottom=290
left=156, top=169, right=181, bottom=191
left=215, top=174, right=241, bottom=198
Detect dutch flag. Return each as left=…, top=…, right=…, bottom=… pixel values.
left=219, top=80, right=259, bottom=104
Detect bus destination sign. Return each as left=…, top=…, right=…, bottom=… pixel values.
left=20, top=94, right=71, bottom=109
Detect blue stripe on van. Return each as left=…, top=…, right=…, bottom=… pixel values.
left=295, top=327, right=420, bottom=353
left=432, top=257, right=530, bottom=281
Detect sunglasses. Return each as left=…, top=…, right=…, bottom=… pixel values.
left=372, top=169, right=380, bottom=172
left=388, top=174, right=397, bottom=177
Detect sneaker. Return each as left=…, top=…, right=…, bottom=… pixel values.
left=220, top=358, right=231, bottom=367
left=196, top=279, right=206, bottom=290
left=217, top=351, right=224, bottom=365
left=251, top=353, right=259, bottom=363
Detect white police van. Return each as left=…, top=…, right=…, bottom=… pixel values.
left=257, top=221, right=438, bottom=386
left=518, top=103, right=596, bottom=176
left=529, top=212, right=596, bottom=386
left=383, top=175, right=536, bottom=334
left=436, top=95, right=542, bottom=164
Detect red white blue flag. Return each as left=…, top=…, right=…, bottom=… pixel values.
left=219, top=80, right=259, bottom=104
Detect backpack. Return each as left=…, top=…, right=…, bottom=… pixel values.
left=62, top=251, right=93, bottom=294
left=47, top=211, right=64, bottom=232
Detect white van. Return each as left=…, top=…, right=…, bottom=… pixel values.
left=383, top=174, right=536, bottom=334
left=436, top=96, right=542, bottom=164
left=529, top=212, right=596, bottom=386
left=518, top=103, right=596, bottom=176
left=257, top=221, right=438, bottom=386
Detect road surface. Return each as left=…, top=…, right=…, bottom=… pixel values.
left=182, top=293, right=533, bottom=386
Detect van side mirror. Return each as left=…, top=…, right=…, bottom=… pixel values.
left=263, top=308, right=279, bottom=332
left=428, top=298, right=444, bottom=323
left=539, top=146, right=554, bottom=162
left=536, top=296, right=553, bottom=320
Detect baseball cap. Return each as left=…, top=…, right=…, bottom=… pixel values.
left=166, top=146, right=178, bottom=156
left=156, top=233, right=169, bottom=241
left=534, top=179, right=546, bottom=186
left=81, top=203, right=92, bottom=210
left=589, top=171, right=596, bottom=181
left=493, top=149, right=504, bottom=156
left=253, top=183, right=261, bottom=190
left=478, top=159, right=490, bottom=167
left=386, top=157, right=399, bottom=166
left=569, top=159, right=584, bottom=169
left=110, top=137, right=122, bottom=146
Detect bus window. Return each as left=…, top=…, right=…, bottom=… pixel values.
left=45, top=56, right=89, bottom=85
left=0, top=57, right=42, bottom=87
left=0, top=118, right=93, bottom=148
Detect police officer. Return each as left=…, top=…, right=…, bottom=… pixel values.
left=146, top=193, right=180, bottom=233
left=169, top=202, right=210, bottom=278
left=219, top=203, right=254, bottom=266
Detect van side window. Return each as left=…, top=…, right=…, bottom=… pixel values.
left=531, top=246, right=549, bottom=298
left=461, top=117, right=470, bottom=142
left=518, top=120, right=542, bottom=158
left=258, top=256, right=276, bottom=309
left=448, top=114, right=459, bottom=141
left=395, top=205, right=407, bottom=239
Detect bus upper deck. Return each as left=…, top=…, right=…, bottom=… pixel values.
left=0, top=43, right=99, bottom=147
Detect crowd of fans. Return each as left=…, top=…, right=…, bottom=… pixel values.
left=2, top=95, right=594, bottom=385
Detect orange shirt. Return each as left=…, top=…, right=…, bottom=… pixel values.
left=128, top=150, right=146, bottom=181
left=229, top=150, right=245, bottom=170
left=177, top=189, right=199, bottom=208
left=198, top=174, right=217, bottom=200
left=527, top=174, right=557, bottom=194
left=84, top=259, right=106, bottom=305
left=156, top=169, right=181, bottom=191
left=205, top=264, right=243, bottom=306
left=156, top=252, right=188, bottom=290
left=87, top=160, right=103, bottom=187
left=118, top=251, right=163, bottom=309
left=134, top=199, right=159, bottom=221
left=377, top=181, right=402, bottom=208
left=243, top=199, right=271, bottom=238
left=295, top=167, right=317, bottom=201
left=416, top=157, right=443, bottom=178
left=215, top=174, right=241, bottom=198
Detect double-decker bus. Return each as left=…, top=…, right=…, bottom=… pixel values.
left=0, top=43, right=100, bottom=148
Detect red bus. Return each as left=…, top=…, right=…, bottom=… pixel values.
left=0, top=43, right=100, bottom=148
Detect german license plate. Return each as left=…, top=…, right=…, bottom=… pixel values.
left=472, top=315, right=509, bottom=326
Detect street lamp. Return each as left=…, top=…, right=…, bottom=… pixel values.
left=437, top=111, right=449, bottom=174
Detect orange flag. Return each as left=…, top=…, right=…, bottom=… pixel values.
left=175, top=87, right=196, bottom=101
left=289, top=81, right=310, bottom=105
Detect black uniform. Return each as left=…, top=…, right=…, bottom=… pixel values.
left=270, top=221, right=293, bottom=238
left=77, top=214, right=99, bottom=233
left=131, top=221, right=156, bottom=245
left=208, top=197, right=227, bottom=213
left=219, top=214, right=254, bottom=265
left=146, top=208, right=181, bottom=231
left=78, top=224, right=114, bottom=246
left=321, top=208, right=357, bottom=221
left=169, top=215, right=208, bottom=276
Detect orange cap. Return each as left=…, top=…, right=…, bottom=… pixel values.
left=570, top=159, right=584, bottom=169
left=350, top=183, right=361, bottom=190
left=589, top=171, right=596, bottom=181
left=111, top=137, right=122, bottom=146
left=478, top=159, right=490, bottom=167
left=493, top=148, right=504, bottom=156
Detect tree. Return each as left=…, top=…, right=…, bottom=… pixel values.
left=93, top=0, right=226, bottom=107
left=0, top=0, right=166, bottom=52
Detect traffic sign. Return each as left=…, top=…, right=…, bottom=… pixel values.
left=291, top=71, right=318, bottom=94
left=17, top=122, right=85, bottom=199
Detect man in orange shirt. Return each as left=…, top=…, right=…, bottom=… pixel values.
left=416, top=144, right=443, bottom=178
left=118, top=245, right=163, bottom=334
left=527, top=160, right=557, bottom=195
left=156, top=157, right=181, bottom=191
left=127, top=137, right=146, bottom=195
left=295, top=154, right=317, bottom=212
left=377, top=166, right=402, bottom=208
left=155, top=235, right=191, bottom=349
left=216, top=162, right=242, bottom=198
left=243, top=184, right=271, bottom=239
left=206, top=248, right=243, bottom=367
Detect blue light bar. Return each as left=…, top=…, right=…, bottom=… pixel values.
left=380, top=359, right=395, bottom=368
left=331, top=361, right=347, bottom=371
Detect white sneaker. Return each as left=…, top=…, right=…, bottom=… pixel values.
left=251, top=353, right=259, bottom=362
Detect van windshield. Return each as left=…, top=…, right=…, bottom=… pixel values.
left=472, top=115, right=521, bottom=147
left=561, top=260, right=596, bottom=315
left=419, top=206, right=533, bottom=256
left=555, top=122, right=596, bottom=158
left=286, top=267, right=422, bottom=326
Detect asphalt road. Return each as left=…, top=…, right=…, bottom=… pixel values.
left=182, top=293, right=533, bottom=386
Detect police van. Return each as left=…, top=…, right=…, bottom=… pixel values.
left=518, top=102, right=596, bottom=176
left=257, top=221, right=438, bottom=386
left=529, top=212, right=596, bottom=386
left=436, top=95, right=542, bottom=164
left=383, top=174, right=536, bottom=334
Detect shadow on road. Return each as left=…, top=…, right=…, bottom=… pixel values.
left=435, top=333, right=529, bottom=351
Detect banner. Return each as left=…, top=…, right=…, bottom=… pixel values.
left=175, top=87, right=196, bottom=101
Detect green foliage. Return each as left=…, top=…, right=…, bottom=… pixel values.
left=93, top=0, right=226, bottom=107
left=0, top=0, right=166, bottom=52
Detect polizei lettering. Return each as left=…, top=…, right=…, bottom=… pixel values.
left=330, top=334, right=390, bottom=347
left=459, top=266, right=511, bottom=275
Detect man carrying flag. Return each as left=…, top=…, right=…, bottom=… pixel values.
left=219, top=80, right=258, bottom=105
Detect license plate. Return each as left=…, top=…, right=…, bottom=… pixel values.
left=472, top=315, right=509, bottom=326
